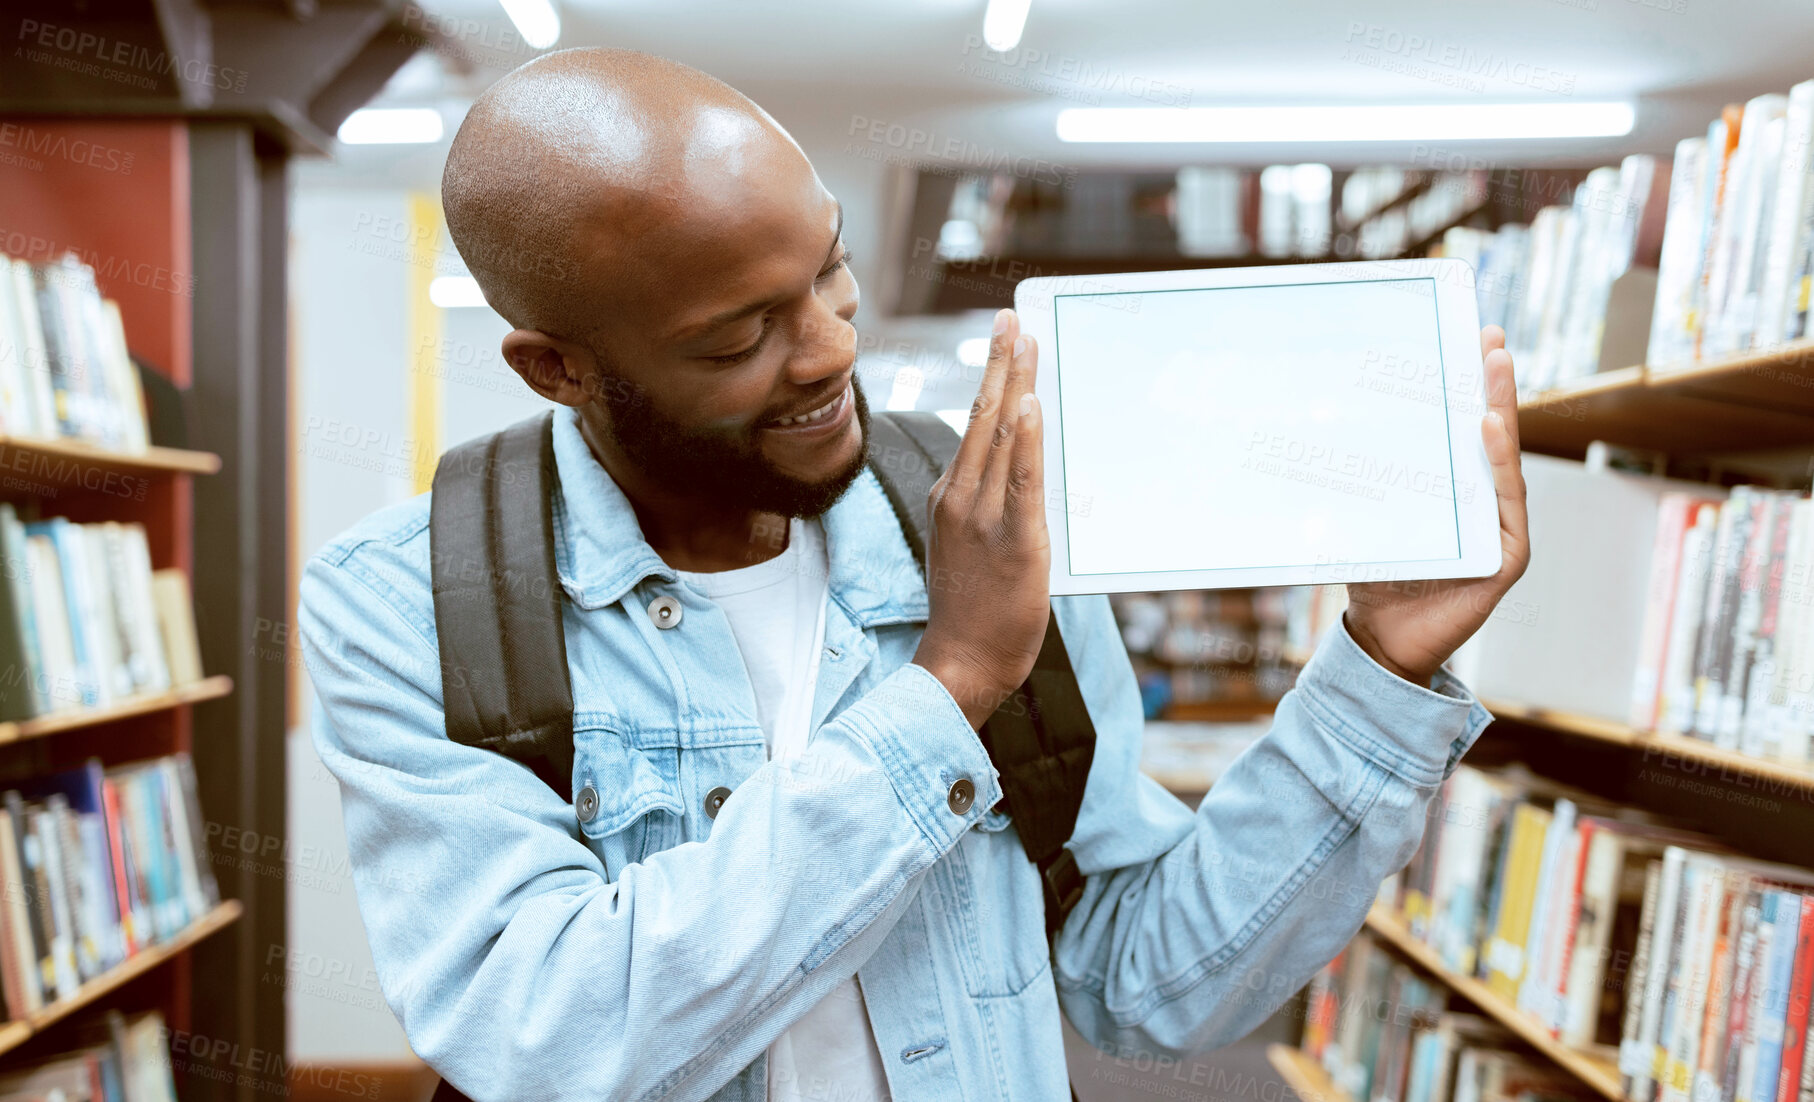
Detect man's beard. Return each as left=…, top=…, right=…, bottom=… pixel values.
left=599, top=372, right=873, bottom=518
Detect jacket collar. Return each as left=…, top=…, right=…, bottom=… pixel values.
left=549, top=406, right=929, bottom=627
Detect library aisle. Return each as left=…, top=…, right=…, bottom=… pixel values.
left=10, top=0, right=1814, bottom=1101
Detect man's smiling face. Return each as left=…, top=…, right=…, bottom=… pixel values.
left=443, top=51, right=871, bottom=518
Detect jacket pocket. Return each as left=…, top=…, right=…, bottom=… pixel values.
left=927, top=826, right=1052, bottom=998
left=571, top=725, right=684, bottom=878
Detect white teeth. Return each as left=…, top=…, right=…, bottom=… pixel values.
left=773, top=390, right=841, bottom=426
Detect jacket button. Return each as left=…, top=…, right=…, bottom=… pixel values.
left=575, top=784, right=600, bottom=824
left=648, top=595, right=682, bottom=629
left=704, top=786, right=732, bottom=819
left=946, top=778, right=975, bottom=815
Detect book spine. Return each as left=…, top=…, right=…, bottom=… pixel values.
left=1635, top=495, right=1695, bottom=729
left=1727, top=893, right=1766, bottom=1102
left=1776, top=896, right=1814, bottom=1102
left=1753, top=891, right=1806, bottom=1102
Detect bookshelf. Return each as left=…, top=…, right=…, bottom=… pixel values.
left=1479, top=697, right=1814, bottom=794
left=1360, top=908, right=1625, bottom=1102
left=0, top=677, right=234, bottom=748
left=0, top=902, right=243, bottom=1057
left=1518, top=340, right=1814, bottom=459
left=0, top=437, right=222, bottom=478
left=0, top=113, right=289, bottom=1102
left=1269, top=1042, right=1357, bottom=1102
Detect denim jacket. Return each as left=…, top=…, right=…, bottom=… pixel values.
left=299, top=406, right=1494, bottom=1102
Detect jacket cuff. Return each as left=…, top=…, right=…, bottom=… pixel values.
left=1294, top=617, right=1494, bottom=787
left=834, top=662, right=1004, bottom=856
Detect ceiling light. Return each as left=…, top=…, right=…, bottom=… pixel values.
left=429, top=276, right=490, bottom=309
left=1056, top=102, right=1636, bottom=143
left=956, top=338, right=991, bottom=368
left=337, top=108, right=444, bottom=145
left=499, top=0, right=561, bottom=49
left=982, top=0, right=1032, bottom=51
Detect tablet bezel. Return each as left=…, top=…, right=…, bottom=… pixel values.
left=1014, top=257, right=1503, bottom=596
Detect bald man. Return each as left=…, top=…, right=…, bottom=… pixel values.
left=300, top=48, right=1528, bottom=1102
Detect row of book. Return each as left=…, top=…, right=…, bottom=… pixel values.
left=0, top=506, right=206, bottom=723
left=1650, top=81, right=1814, bottom=368
left=0, top=1008, right=178, bottom=1102
left=1111, top=588, right=1295, bottom=717
left=1303, top=935, right=1595, bottom=1102
left=1440, top=75, right=1814, bottom=394
left=0, top=754, right=219, bottom=1020
left=1629, top=488, right=1814, bottom=763
left=1440, top=153, right=1662, bottom=393
left=1382, top=763, right=1814, bottom=1102
left=0, top=253, right=150, bottom=453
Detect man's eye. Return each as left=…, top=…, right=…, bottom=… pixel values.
left=817, top=248, right=853, bottom=282
left=705, top=318, right=773, bottom=366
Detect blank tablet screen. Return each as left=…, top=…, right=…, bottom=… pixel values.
left=1053, top=277, right=1472, bottom=578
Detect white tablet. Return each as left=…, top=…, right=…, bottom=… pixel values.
left=1015, top=258, right=1501, bottom=596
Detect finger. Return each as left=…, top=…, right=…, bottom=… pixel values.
left=1002, top=388, right=1047, bottom=538
left=1482, top=345, right=1519, bottom=454
left=947, top=309, right=1020, bottom=490
left=1479, top=324, right=1505, bottom=361
left=979, top=334, right=1038, bottom=507
left=1482, top=410, right=1529, bottom=574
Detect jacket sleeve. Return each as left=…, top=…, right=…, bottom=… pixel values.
left=298, top=552, right=1002, bottom=1102
left=1049, top=593, right=1492, bottom=1060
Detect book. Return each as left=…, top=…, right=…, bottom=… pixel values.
left=1758, top=81, right=1814, bottom=347
left=1652, top=138, right=1712, bottom=367
left=1628, top=490, right=1814, bottom=763
left=1778, top=896, right=1814, bottom=1102
left=148, top=569, right=201, bottom=687
left=1753, top=892, right=1808, bottom=1102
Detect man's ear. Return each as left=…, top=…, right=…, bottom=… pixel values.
left=502, top=329, right=596, bottom=407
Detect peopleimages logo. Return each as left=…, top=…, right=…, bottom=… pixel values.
left=845, top=116, right=1077, bottom=189
left=15, top=19, right=249, bottom=94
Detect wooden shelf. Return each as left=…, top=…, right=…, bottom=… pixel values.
left=0, top=900, right=243, bottom=1055
left=0, top=676, right=233, bottom=747
left=1517, top=340, right=1814, bottom=458
left=1268, top=1043, right=1356, bottom=1102
left=1363, top=906, right=1625, bottom=1102
left=1479, top=697, right=1814, bottom=794
left=0, top=435, right=221, bottom=479
left=1162, top=698, right=1281, bottom=722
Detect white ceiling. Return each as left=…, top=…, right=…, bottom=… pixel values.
left=320, top=0, right=1814, bottom=189
left=298, top=0, right=1814, bottom=412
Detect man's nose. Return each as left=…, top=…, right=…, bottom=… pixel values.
left=788, top=302, right=856, bottom=384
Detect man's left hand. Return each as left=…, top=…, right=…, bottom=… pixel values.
left=1343, top=325, right=1531, bottom=687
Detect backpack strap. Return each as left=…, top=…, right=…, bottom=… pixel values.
left=429, top=410, right=576, bottom=796
left=866, top=411, right=1097, bottom=945
left=426, top=409, right=1098, bottom=944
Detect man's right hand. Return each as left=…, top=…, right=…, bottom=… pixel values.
left=912, top=308, right=1052, bottom=729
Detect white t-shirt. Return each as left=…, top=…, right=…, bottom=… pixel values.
left=675, top=517, right=891, bottom=1102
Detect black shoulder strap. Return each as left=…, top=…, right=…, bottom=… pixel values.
left=429, top=410, right=576, bottom=795
left=866, top=411, right=1097, bottom=944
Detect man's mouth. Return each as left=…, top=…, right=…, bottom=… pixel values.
left=762, top=383, right=851, bottom=431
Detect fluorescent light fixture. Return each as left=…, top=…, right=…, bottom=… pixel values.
left=499, top=0, right=561, bottom=49
left=956, top=338, right=991, bottom=368
left=982, top=0, right=1032, bottom=51
left=429, top=276, right=490, bottom=309
left=1056, top=102, right=1636, bottom=143
left=337, top=108, right=444, bottom=145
